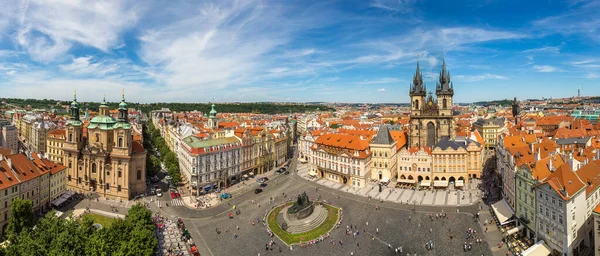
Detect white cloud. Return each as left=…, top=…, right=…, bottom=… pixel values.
left=533, top=1, right=600, bottom=42
left=60, top=56, right=119, bottom=75
left=453, top=74, right=508, bottom=82
left=14, top=0, right=140, bottom=62
left=6, top=70, right=16, bottom=75
left=370, top=0, right=417, bottom=13
left=533, top=65, right=560, bottom=72
left=358, top=77, right=401, bottom=85
left=268, top=67, right=290, bottom=73
left=521, top=46, right=561, bottom=54
left=137, top=0, right=305, bottom=91
left=377, top=88, right=386, bottom=92
left=585, top=73, right=599, bottom=79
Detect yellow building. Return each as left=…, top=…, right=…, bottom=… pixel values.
left=472, top=117, right=506, bottom=150
left=431, top=136, right=483, bottom=188
left=46, top=129, right=66, bottom=164
left=369, top=125, right=398, bottom=181
left=63, top=92, right=147, bottom=200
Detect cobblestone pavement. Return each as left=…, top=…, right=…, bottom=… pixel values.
left=184, top=172, right=492, bottom=256
left=296, top=163, right=483, bottom=207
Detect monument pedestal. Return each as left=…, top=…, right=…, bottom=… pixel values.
left=280, top=204, right=328, bottom=234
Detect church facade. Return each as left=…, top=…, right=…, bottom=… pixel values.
left=63, top=92, right=147, bottom=200
left=408, top=61, right=456, bottom=148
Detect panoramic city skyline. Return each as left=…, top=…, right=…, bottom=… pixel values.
left=0, top=0, right=599, bottom=103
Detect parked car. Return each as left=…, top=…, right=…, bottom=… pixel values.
left=220, top=193, right=232, bottom=199
left=260, top=183, right=268, bottom=188
left=275, top=169, right=283, bottom=174
left=156, top=188, right=163, bottom=197
left=254, top=188, right=263, bottom=194
left=284, top=171, right=290, bottom=175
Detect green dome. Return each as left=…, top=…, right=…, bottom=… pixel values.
left=209, top=103, right=217, bottom=117
left=71, top=100, right=79, bottom=108
left=88, top=115, right=117, bottom=130
left=119, top=101, right=128, bottom=109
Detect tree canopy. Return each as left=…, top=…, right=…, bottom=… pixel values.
left=142, top=122, right=181, bottom=183
left=2, top=200, right=157, bottom=256
left=2, top=98, right=332, bottom=114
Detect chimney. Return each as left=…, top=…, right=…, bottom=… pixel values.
left=549, top=158, right=554, bottom=172
left=530, top=143, right=534, bottom=153
left=6, top=158, right=11, bottom=169
left=534, top=147, right=541, bottom=162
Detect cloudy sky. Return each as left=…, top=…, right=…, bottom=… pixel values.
left=0, top=0, right=599, bottom=103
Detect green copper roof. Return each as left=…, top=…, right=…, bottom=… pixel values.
left=209, top=103, right=217, bottom=117
left=66, top=120, right=83, bottom=126
left=182, top=136, right=239, bottom=149
left=88, top=115, right=117, bottom=130
left=119, top=101, right=128, bottom=109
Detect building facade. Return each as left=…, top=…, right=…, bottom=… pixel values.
left=397, top=146, right=432, bottom=183
left=408, top=61, right=456, bottom=148
left=63, top=93, right=147, bottom=200
left=0, top=120, right=18, bottom=153
left=472, top=117, right=506, bottom=150
left=311, top=133, right=371, bottom=188
left=46, top=129, right=66, bottom=164
left=179, top=136, right=241, bottom=193
left=369, top=125, right=398, bottom=181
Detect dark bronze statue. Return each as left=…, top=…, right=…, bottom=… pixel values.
left=288, top=192, right=311, bottom=214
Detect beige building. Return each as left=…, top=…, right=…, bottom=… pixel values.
left=0, top=120, right=18, bottom=153
left=64, top=93, right=147, bottom=200
left=0, top=153, right=21, bottom=237
left=431, top=136, right=483, bottom=187
left=397, top=146, right=432, bottom=183
left=369, top=125, right=398, bottom=181
left=46, top=129, right=66, bottom=164
left=311, top=133, right=371, bottom=188
left=472, top=117, right=506, bottom=149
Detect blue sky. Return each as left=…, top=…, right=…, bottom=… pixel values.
left=0, top=0, right=599, bottom=103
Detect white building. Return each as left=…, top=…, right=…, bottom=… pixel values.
left=536, top=158, right=600, bottom=256
left=310, top=133, right=371, bottom=188
left=179, top=136, right=241, bottom=194
left=0, top=120, right=18, bottom=153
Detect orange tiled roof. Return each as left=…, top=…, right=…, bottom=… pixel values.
left=313, top=133, right=370, bottom=159
left=543, top=163, right=585, bottom=200
left=389, top=130, right=407, bottom=150
left=48, top=129, right=66, bottom=138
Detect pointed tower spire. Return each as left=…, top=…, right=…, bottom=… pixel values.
left=122, top=88, right=125, bottom=101
left=74, top=89, right=77, bottom=101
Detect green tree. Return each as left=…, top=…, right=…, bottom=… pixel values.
left=6, top=199, right=34, bottom=240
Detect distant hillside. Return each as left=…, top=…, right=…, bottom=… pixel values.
left=473, top=99, right=513, bottom=106
left=1, top=98, right=333, bottom=115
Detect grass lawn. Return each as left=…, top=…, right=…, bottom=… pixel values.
left=267, top=202, right=339, bottom=245
left=83, top=213, right=116, bottom=228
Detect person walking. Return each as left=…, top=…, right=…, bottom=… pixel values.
left=376, top=227, right=379, bottom=234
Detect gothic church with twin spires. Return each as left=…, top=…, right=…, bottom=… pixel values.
left=408, top=60, right=456, bottom=148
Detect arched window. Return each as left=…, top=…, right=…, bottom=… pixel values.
left=414, top=100, right=419, bottom=109
left=69, top=133, right=73, bottom=142
left=118, top=137, right=123, bottom=147
left=91, top=163, right=97, bottom=173
left=443, top=98, right=447, bottom=109
left=137, top=170, right=142, bottom=180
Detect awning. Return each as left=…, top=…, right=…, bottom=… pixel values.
left=51, top=197, right=67, bottom=207
left=455, top=180, right=464, bottom=187
left=521, top=240, right=552, bottom=256
left=243, top=174, right=248, bottom=178
left=380, top=177, right=390, bottom=183
left=308, top=171, right=317, bottom=177
left=491, top=199, right=515, bottom=225
left=204, top=185, right=212, bottom=191
left=420, top=180, right=431, bottom=187
left=434, top=180, right=449, bottom=187
left=506, top=225, right=524, bottom=236
left=249, top=172, right=254, bottom=176
left=398, top=179, right=416, bottom=184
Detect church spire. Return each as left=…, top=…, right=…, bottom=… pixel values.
left=436, top=58, right=453, bottom=96
left=410, top=62, right=426, bottom=96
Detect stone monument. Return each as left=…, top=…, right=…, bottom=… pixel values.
left=287, top=192, right=314, bottom=218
